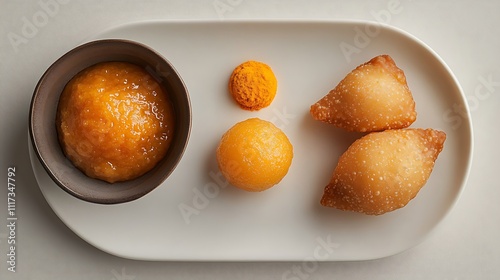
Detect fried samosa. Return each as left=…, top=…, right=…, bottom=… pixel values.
left=310, top=55, right=417, bottom=132
left=320, top=128, right=446, bottom=215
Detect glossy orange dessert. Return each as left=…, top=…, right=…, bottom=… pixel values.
left=216, top=118, right=293, bottom=192
left=57, top=62, right=175, bottom=183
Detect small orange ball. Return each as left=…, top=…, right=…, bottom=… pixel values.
left=216, top=118, right=293, bottom=192
left=229, top=60, right=277, bottom=111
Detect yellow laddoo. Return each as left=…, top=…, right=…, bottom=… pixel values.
left=229, top=60, right=277, bottom=111
left=57, top=62, right=175, bottom=183
left=216, top=118, right=293, bottom=192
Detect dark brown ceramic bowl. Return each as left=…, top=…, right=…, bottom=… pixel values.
left=29, top=39, right=191, bottom=204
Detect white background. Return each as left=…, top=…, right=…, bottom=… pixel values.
left=0, top=0, right=499, bottom=279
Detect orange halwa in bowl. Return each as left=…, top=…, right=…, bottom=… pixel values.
left=57, top=61, right=176, bottom=184
left=30, top=39, right=191, bottom=204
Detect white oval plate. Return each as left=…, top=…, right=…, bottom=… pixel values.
left=30, top=20, right=473, bottom=261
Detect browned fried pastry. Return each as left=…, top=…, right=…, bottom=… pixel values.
left=320, top=128, right=446, bottom=215
left=310, top=55, right=417, bottom=132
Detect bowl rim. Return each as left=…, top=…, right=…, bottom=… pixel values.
left=29, top=39, right=192, bottom=204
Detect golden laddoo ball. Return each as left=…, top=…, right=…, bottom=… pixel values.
left=228, top=60, right=277, bottom=111
left=216, top=118, right=293, bottom=192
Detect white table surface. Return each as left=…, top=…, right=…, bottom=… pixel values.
left=1, top=0, right=498, bottom=279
